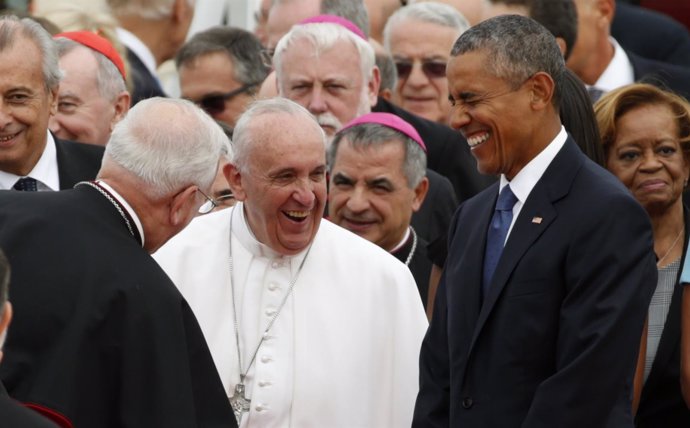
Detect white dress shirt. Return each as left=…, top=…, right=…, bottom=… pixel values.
left=0, top=131, right=60, bottom=190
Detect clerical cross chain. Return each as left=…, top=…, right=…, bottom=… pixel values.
left=230, top=383, right=251, bottom=425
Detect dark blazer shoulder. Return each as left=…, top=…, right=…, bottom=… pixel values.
left=629, top=50, right=690, bottom=100
left=126, top=48, right=165, bottom=106
left=54, top=138, right=104, bottom=190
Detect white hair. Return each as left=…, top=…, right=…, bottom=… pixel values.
left=107, top=0, right=195, bottom=20
left=104, top=97, right=226, bottom=196
left=383, top=2, right=470, bottom=51
left=273, top=22, right=376, bottom=93
left=231, top=97, right=325, bottom=173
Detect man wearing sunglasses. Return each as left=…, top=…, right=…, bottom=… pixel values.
left=177, top=26, right=269, bottom=128
left=383, top=1, right=468, bottom=125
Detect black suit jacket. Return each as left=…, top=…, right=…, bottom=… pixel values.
left=54, top=138, right=104, bottom=189
left=0, top=187, right=236, bottom=428
left=629, top=50, right=690, bottom=100
left=613, top=3, right=690, bottom=68
left=0, top=383, right=57, bottom=427
left=411, top=169, right=458, bottom=244
left=373, top=98, right=494, bottom=203
left=635, top=207, right=690, bottom=427
left=126, top=48, right=166, bottom=106
left=413, top=138, right=657, bottom=427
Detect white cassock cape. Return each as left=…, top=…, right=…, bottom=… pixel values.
left=154, top=203, right=428, bottom=428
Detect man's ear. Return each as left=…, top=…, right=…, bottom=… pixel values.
left=169, top=185, right=198, bottom=226
left=110, top=91, right=131, bottom=132
left=225, top=163, right=248, bottom=202
left=528, top=71, right=555, bottom=111
left=595, top=0, right=615, bottom=26
left=555, top=37, right=567, bottom=58
left=368, top=66, right=381, bottom=108
left=48, top=85, right=59, bottom=116
left=0, top=301, right=13, bottom=361
left=411, top=176, right=429, bottom=212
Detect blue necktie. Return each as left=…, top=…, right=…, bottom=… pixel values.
left=13, top=177, right=38, bottom=191
left=482, top=185, right=518, bottom=299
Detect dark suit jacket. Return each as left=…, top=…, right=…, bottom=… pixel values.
left=391, top=229, right=432, bottom=309
left=126, top=48, right=166, bottom=106
left=629, top=50, right=690, bottom=100
left=636, top=207, right=690, bottom=427
left=0, top=187, right=236, bottom=428
left=411, top=169, right=458, bottom=244
left=613, top=3, right=690, bottom=68
left=413, top=138, right=657, bottom=427
left=0, top=383, right=58, bottom=427
left=54, top=138, right=104, bottom=189
left=373, top=98, right=494, bottom=203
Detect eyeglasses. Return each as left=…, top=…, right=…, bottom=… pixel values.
left=214, top=192, right=235, bottom=208
left=194, top=83, right=259, bottom=116
left=197, top=189, right=218, bottom=215
left=394, top=60, right=447, bottom=80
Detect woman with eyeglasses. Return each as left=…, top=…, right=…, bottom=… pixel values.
left=383, top=2, right=469, bottom=125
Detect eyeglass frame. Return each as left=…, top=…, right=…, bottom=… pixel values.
left=394, top=59, right=447, bottom=81
left=197, top=188, right=218, bottom=215
left=192, top=82, right=261, bottom=116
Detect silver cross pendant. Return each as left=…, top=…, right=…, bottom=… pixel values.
left=230, top=382, right=251, bottom=426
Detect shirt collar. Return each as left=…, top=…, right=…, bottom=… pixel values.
left=594, top=37, right=635, bottom=92
left=232, top=202, right=310, bottom=262
left=97, top=180, right=146, bottom=247
left=500, top=126, right=568, bottom=203
left=116, top=27, right=158, bottom=76
left=0, top=131, right=59, bottom=190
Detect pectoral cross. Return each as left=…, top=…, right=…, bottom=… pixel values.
left=230, top=382, right=251, bottom=426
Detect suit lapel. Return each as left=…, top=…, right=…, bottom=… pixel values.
left=467, top=138, right=583, bottom=355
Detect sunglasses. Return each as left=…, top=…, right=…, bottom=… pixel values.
left=394, top=60, right=447, bottom=80
left=195, top=83, right=259, bottom=116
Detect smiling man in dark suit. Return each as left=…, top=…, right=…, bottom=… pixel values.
left=0, top=16, right=103, bottom=192
left=413, top=15, right=657, bottom=427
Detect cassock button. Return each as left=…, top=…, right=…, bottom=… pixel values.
left=258, top=380, right=272, bottom=387
left=260, top=355, right=273, bottom=363
left=255, top=404, right=265, bottom=412
left=265, top=307, right=277, bottom=316
left=268, top=282, right=279, bottom=291
left=271, top=261, right=281, bottom=269
left=462, top=397, right=473, bottom=409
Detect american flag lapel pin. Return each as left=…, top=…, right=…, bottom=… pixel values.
left=532, top=216, right=543, bottom=224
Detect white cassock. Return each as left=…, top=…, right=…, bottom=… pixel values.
left=154, top=203, right=428, bottom=428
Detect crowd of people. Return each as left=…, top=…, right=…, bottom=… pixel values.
left=0, top=0, right=689, bottom=427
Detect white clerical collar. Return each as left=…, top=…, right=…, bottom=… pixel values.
left=116, top=27, right=159, bottom=76
left=594, top=37, right=635, bottom=93
left=232, top=202, right=309, bottom=261
left=97, top=180, right=146, bottom=247
left=0, top=130, right=59, bottom=191
left=500, top=126, right=567, bottom=206
left=389, top=227, right=411, bottom=254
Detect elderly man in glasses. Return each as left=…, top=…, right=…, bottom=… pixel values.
left=0, top=97, right=236, bottom=427
left=177, top=26, right=269, bottom=128
left=383, top=1, right=468, bottom=124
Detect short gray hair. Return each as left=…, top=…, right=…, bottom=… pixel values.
left=383, top=2, right=469, bottom=51
left=232, top=97, right=325, bottom=173
left=176, top=26, right=269, bottom=92
left=107, top=0, right=195, bottom=20
left=55, top=38, right=127, bottom=101
left=328, top=123, right=427, bottom=187
left=0, top=15, right=62, bottom=91
left=451, top=14, right=564, bottom=105
left=321, top=0, right=370, bottom=39
left=104, top=97, right=226, bottom=197
left=274, top=22, right=375, bottom=92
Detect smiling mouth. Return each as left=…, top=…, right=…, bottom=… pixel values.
left=466, top=131, right=490, bottom=148
left=283, top=210, right=309, bottom=222
left=0, top=131, right=20, bottom=143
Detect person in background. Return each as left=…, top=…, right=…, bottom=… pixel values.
left=383, top=1, right=469, bottom=124
left=328, top=112, right=432, bottom=307
left=50, top=31, right=130, bottom=147
left=176, top=26, right=269, bottom=128
left=596, top=83, right=690, bottom=427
